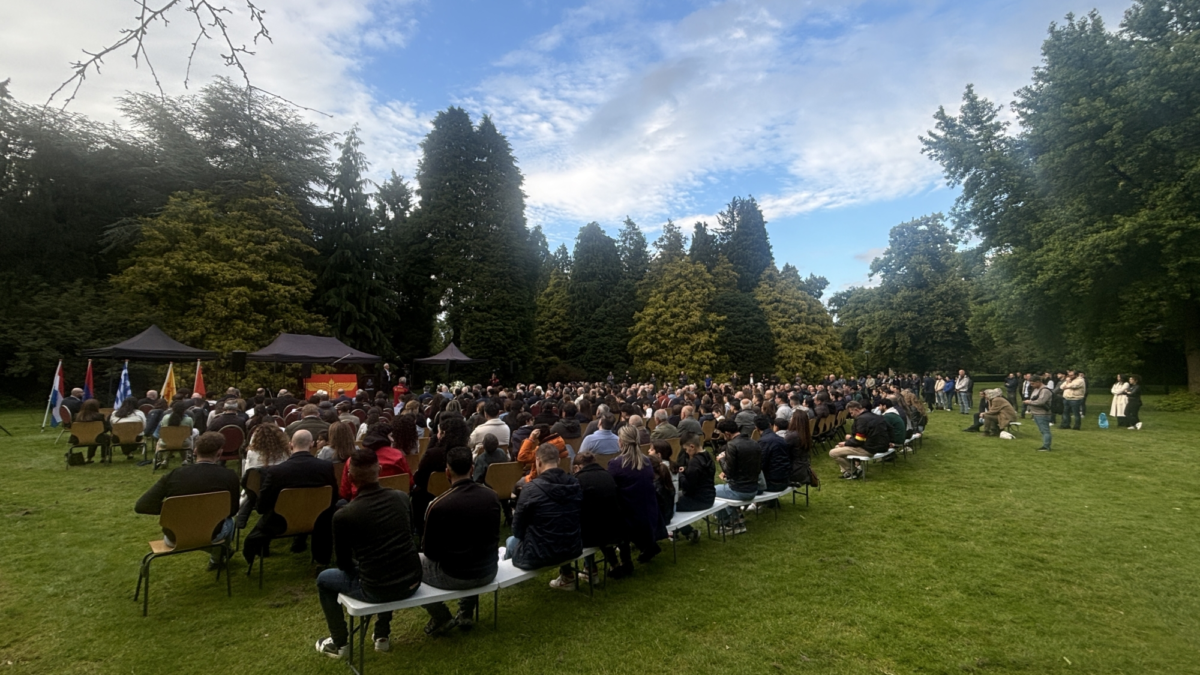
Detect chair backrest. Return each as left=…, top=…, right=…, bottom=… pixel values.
left=274, top=486, right=333, bottom=537
left=160, top=491, right=232, bottom=549
left=273, top=415, right=286, bottom=428
left=750, top=429, right=762, bottom=441
left=159, top=425, right=191, bottom=450
left=416, top=436, right=430, bottom=463
left=592, top=453, right=618, bottom=468
left=379, top=473, right=410, bottom=494
left=646, top=417, right=657, bottom=431
left=71, top=421, right=106, bottom=445
left=559, top=456, right=572, bottom=471
left=667, top=437, right=681, bottom=459
left=99, top=407, right=114, bottom=418
left=59, top=405, right=73, bottom=426
left=139, top=404, right=153, bottom=415
left=484, top=461, right=524, bottom=499
left=427, top=470, right=451, bottom=497
left=284, top=411, right=300, bottom=425
left=701, top=420, right=715, bottom=439
left=244, top=468, right=264, bottom=497
left=562, top=437, right=583, bottom=456
left=808, top=417, right=817, bottom=435
left=639, top=443, right=651, bottom=455
left=333, top=460, right=345, bottom=487
left=283, top=404, right=298, bottom=417
left=217, top=426, right=245, bottom=459
left=111, top=421, right=145, bottom=444
left=351, top=409, right=367, bottom=423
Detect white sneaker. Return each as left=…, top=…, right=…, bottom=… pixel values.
left=315, top=637, right=346, bottom=659
left=548, top=574, right=576, bottom=590
left=374, top=637, right=391, bottom=653
left=1136, top=422, right=1143, bottom=430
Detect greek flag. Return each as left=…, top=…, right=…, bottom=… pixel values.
left=115, top=361, right=133, bottom=408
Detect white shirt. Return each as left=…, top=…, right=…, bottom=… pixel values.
left=468, top=418, right=511, bottom=448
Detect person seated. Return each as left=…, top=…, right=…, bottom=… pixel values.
left=782, top=411, right=814, bottom=487
left=676, top=405, right=703, bottom=436
left=109, top=398, right=147, bottom=459
left=734, top=399, right=758, bottom=436
left=341, top=424, right=410, bottom=501
left=314, top=449, right=422, bottom=659
left=878, top=398, right=907, bottom=445
left=335, top=402, right=358, bottom=427
left=68, top=398, right=111, bottom=464
left=152, top=401, right=195, bottom=467
left=626, top=415, right=653, bottom=445
left=420, top=446, right=501, bottom=633
left=286, top=404, right=330, bottom=440
left=516, top=424, right=567, bottom=483
left=550, top=402, right=582, bottom=441
left=606, top=426, right=664, bottom=576
left=237, top=423, right=292, bottom=527
left=550, top=451, right=622, bottom=589
left=829, top=401, right=892, bottom=480
left=63, top=388, right=84, bottom=416
left=472, top=433, right=509, bottom=484
left=672, top=432, right=716, bottom=543
left=649, top=409, right=679, bottom=440
left=242, top=430, right=338, bottom=567
left=135, top=431, right=239, bottom=566
left=981, top=389, right=1018, bottom=436
left=713, top=419, right=761, bottom=534
left=647, top=440, right=677, bottom=529
left=962, top=390, right=991, bottom=433
left=755, top=414, right=791, bottom=496
left=579, top=412, right=619, bottom=456
left=509, top=412, right=535, bottom=449
left=505, top=443, right=583, bottom=570
left=468, top=402, right=511, bottom=448
left=207, top=399, right=247, bottom=435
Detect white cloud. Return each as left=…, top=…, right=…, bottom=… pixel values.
left=854, top=247, right=886, bottom=264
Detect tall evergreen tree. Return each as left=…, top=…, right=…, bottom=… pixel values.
left=533, top=268, right=573, bottom=379
left=312, top=126, right=396, bottom=357
left=756, top=266, right=852, bottom=380
left=376, top=171, right=436, bottom=365
left=629, top=256, right=724, bottom=381
left=568, top=222, right=625, bottom=378
left=718, top=196, right=774, bottom=293
left=688, top=221, right=721, bottom=271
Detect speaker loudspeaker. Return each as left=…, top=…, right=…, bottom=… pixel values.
left=230, top=350, right=247, bottom=373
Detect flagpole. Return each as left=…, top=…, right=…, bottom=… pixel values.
left=40, top=359, right=61, bottom=432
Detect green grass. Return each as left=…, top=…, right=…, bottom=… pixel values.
left=1, top=398, right=1198, bottom=674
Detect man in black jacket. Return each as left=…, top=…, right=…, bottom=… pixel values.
left=420, top=447, right=501, bottom=634
left=829, top=401, right=891, bottom=480
left=135, top=431, right=239, bottom=559
left=714, top=419, right=761, bottom=534
left=315, top=448, right=422, bottom=659
left=673, top=432, right=716, bottom=543
left=243, top=429, right=338, bottom=566
left=550, top=451, right=621, bottom=590
left=504, top=443, right=582, bottom=571
left=754, top=415, right=791, bottom=511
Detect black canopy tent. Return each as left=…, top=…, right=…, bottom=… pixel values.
left=82, top=325, right=218, bottom=362
left=247, top=334, right=381, bottom=364
left=414, top=342, right=483, bottom=382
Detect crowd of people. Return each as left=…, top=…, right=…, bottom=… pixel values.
left=103, top=367, right=1140, bottom=659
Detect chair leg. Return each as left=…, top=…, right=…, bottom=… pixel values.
left=142, top=559, right=151, bottom=616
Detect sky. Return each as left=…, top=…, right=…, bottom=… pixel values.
left=1, top=0, right=1135, bottom=293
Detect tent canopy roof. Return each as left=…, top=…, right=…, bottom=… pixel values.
left=82, top=325, right=218, bottom=362
left=414, top=342, right=483, bottom=365
left=247, top=334, right=380, bottom=365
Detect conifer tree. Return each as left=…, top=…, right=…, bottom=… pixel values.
left=533, top=268, right=573, bottom=379
left=568, top=222, right=625, bottom=378
left=629, top=256, right=724, bottom=379
left=718, top=196, right=774, bottom=293
left=756, top=267, right=852, bottom=380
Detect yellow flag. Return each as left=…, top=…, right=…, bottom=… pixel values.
left=161, top=362, right=176, bottom=401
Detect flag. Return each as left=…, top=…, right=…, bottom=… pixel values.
left=161, top=362, right=176, bottom=402
left=115, top=361, right=132, bottom=408
left=48, top=360, right=65, bottom=427
left=193, top=359, right=206, bottom=399
left=83, top=359, right=94, bottom=401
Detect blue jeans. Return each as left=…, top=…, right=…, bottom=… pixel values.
left=957, top=392, right=971, bottom=413
left=1062, top=400, right=1082, bottom=429
left=1033, top=415, right=1052, bottom=449
left=317, top=568, right=395, bottom=646
left=715, top=484, right=755, bottom=524
left=504, top=535, right=520, bottom=560
left=164, top=517, right=234, bottom=553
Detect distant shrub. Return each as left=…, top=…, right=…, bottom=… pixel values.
left=1155, top=390, right=1200, bottom=413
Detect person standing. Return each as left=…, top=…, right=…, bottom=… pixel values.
left=1020, top=373, right=1034, bottom=418
left=1109, top=374, right=1130, bottom=428
left=1125, top=375, right=1143, bottom=430
left=955, top=370, right=973, bottom=414
left=1060, top=371, right=1086, bottom=430
left=1023, top=376, right=1054, bottom=451
left=1005, top=373, right=1019, bottom=406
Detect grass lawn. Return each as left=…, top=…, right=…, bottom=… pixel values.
left=1, top=397, right=1198, bottom=674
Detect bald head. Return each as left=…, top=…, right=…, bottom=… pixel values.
left=291, top=430, right=313, bottom=454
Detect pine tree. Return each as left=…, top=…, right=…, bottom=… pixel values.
left=629, top=256, right=724, bottom=379
left=533, top=268, right=573, bottom=379
left=718, top=196, right=774, bottom=293
left=755, top=266, right=852, bottom=380
left=688, top=221, right=721, bottom=271
left=568, top=222, right=624, bottom=378
left=312, top=126, right=396, bottom=357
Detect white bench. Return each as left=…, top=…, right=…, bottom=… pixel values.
left=662, top=503, right=726, bottom=561
left=338, top=547, right=600, bottom=674
left=712, top=487, right=794, bottom=538
left=845, top=448, right=897, bottom=480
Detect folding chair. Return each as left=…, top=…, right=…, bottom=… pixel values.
left=427, top=471, right=451, bottom=497
left=235, top=468, right=265, bottom=551
left=701, top=420, right=716, bottom=451
left=139, top=404, right=153, bottom=415
left=561, top=437, right=583, bottom=456
left=134, top=491, right=233, bottom=616
left=155, top=426, right=192, bottom=471
left=55, top=406, right=74, bottom=444
left=378, top=473, right=410, bottom=493
left=416, top=436, right=431, bottom=463
left=351, top=409, right=367, bottom=423
left=215, top=426, right=246, bottom=472
left=66, top=421, right=108, bottom=467
left=667, top=437, right=682, bottom=459
left=253, top=485, right=332, bottom=588
left=111, top=421, right=145, bottom=461
left=333, top=459, right=346, bottom=488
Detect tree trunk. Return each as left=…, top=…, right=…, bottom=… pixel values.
left=1187, top=302, right=1200, bottom=394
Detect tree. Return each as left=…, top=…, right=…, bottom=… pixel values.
left=688, top=221, right=721, bottom=272
left=312, top=126, right=395, bottom=357
left=781, top=264, right=829, bottom=300
left=110, top=181, right=325, bottom=387
left=756, top=267, right=852, bottom=380
left=375, top=170, right=436, bottom=365
left=718, top=196, right=773, bottom=293
left=830, top=215, right=972, bottom=373
left=533, top=268, right=573, bottom=379
left=629, top=256, right=725, bottom=380
left=568, top=222, right=625, bottom=378
left=923, top=4, right=1200, bottom=389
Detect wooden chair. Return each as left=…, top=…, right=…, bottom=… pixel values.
left=427, top=471, right=451, bottom=497
left=283, top=404, right=298, bottom=417
left=155, top=426, right=192, bottom=471
left=139, top=404, right=153, bottom=415
left=284, top=410, right=301, bottom=425
left=667, top=437, right=682, bottom=459
left=134, top=491, right=233, bottom=616
left=272, top=415, right=286, bottom=428
left=639, top=443, right=652, bottom=455
left=351, top=409, right=367, bottom=423
left=483, top=461, right=524, bottom=499
left=561, top=437, right=583, bottom=456
left=235, top=468, right=265, bottom=551
left=111, top=421, right=145, bottom=460
left=379, top=473, right=410, bottom=494
left=559, top=456, right=573, bottom=471
left=253, top=485, right=332, bottom=588
left=99, top=407, right=114, bottom=418
left=592, top=453, right=618, bottom=468
left=646, top=417, right=657, bottom=432
left=416, top=436, right=430, bottom=463
left=215, top=426, right=245, bottom=469
left=66, top=421, right=109, bottom=467
left=333, top=460, right=345, bottom=488
left=55, top=405, right=74, bottom=443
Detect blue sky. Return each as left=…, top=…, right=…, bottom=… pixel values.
left=3, top=0, right=1134, bottom=292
